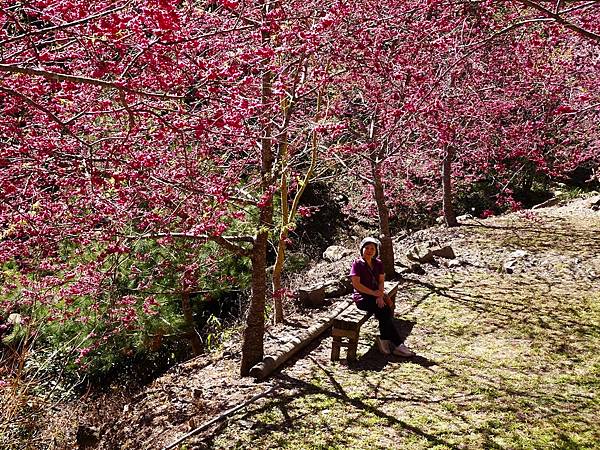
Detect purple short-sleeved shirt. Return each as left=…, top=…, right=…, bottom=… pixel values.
left=349, top=258, right=384, bottom=302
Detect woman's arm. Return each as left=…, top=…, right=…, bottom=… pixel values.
left=351, top=276, right=380, bottom=297
left=352, top=275, right=385, bottom=308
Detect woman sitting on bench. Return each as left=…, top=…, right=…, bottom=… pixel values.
left=349, top=237, right=414, bottom=357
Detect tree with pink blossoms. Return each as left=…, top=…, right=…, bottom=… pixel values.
left=0, top=0, right=348, bottom=376
left=328, top=0, right=599, bottom=246
left=1, top=0, right=599, bottom=382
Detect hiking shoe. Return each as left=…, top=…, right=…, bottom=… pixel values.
left=393, top=343, right=415, bottom=357
left=376, top=337, right=392, bottom=355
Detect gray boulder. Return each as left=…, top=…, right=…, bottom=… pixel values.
left=406, top=242, right=456, bottom=264
left=323, top=245, right=352, bottom=262
left=323, top=277, right=353, bottom=298
left=296, top=285, right=326, bottom=308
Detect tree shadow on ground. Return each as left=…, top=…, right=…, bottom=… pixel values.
left=402, top=275, right=600, bottom=346
left=219, top=371, right=463, bottom=450
left=346, top=318, right=436, bottom=372
left=197, top=286, right=599, bottom=448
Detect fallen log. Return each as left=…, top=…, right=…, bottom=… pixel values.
left=249, top=299, right=353, bottom=379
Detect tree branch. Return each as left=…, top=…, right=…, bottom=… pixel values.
left=126, top=232, right=254, bottom=256
left=0, top=86, right=68, bottom=130
left=516, top=0, right=600, bottom=43
left=463, top=18, right=554, bottom=49
left=129, top=232, right=253, bottom=242
left=162, top=385, right=277, bottom=450
left=330, top=151, right=374, bottom=185
left=0, top=1, right=132, bottom=45
left=0, top=85, right=98, bottom=151
left=0, top=64, right=184, bottom=100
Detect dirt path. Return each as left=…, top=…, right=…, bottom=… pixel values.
left=96, top=195, right=600, bottom=449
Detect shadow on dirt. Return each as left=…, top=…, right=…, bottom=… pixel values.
left=222, top=371, right=463, bottom=450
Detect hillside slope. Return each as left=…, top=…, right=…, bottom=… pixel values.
left=49, top=194, right=600, bottom=449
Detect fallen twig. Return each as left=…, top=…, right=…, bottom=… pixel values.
left=161, top=384, right=277, bottom=450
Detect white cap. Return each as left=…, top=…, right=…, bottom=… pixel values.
left=359, top=237, right=380, bottom=257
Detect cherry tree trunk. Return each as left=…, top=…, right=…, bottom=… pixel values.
left=181, top=292, right=202, bottom=356
left=240, top=228, right=269, bottom=376
left=240, top=16, right=274, bottom=376
left=442, top=145, right=458, bottom=227
left=372, top=161, right=396, bottom=278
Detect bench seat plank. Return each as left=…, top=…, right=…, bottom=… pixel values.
left=330, top=282, right=400, bottom=361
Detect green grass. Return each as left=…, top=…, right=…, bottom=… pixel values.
left=204, top=211, right=600, bottom=450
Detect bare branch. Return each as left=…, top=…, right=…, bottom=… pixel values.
left=127, top=232, right=254, bottom=242
left=120, top=37, right=160, bottom=78
left=0, top=1, right=132, bottom=46
left=125, top=232, right=253, bottom=256
left=0, top=64, right=184, bottom=100
left=330, top=151, right=374, bottom=185
left=559, top=1, right=599, bottom=15
left=0, top=85, right=98, bottom=151
left=463, top=18, right=554, bottom=49
left=162, top=24, right=257, bottom=45
left=0, top=86, right=67, bottom=130
left=516, top=0, right=600, bottom=43
left=119, top=90, right=136, bottom=131
left=162, top=385, right=277, bottom=450
left=213, top=235, right=253, bottom=256
left=562, top=102, right=600, bottom=115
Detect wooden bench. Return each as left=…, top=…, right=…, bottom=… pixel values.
left=330, top=283, right=399, bottom=361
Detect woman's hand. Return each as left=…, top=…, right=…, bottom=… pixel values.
left=376, top=296, right=385, bottom=308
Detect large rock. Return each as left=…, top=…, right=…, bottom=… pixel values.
left=7, top=313, right=22, bottom=325
left=395, top=262, right=425, bottom=275
left=532, top=197, right=562, bottom=209
left=508, top=250, right=528, bottom=259
left=431, top=246, right=456, bottom=259
left=1, top=313, right=23, bottom=336
left=406, top=243, right=434, bottom=263
left=323, top=276, right=353, bottom=298
left=406, top=242, right=455, bottom=264
left=296, top=285, right=326, bottom=308
left=503, top=260, right=517, bottom=274
left=322, top=246, right=352, bottom=262
left=588, top=194, right=600, bottom=210
left=443, top=259, right=463, bottom=269
left=394, top=254, right=426, bottom=275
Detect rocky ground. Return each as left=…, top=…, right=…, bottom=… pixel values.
left=25, top=193, right=600, bottom=449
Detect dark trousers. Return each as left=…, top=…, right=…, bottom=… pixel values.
left=355, top=297, right=402, bottom=346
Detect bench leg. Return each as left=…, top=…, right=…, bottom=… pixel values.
left=347, top=338, right=358, bottom=361
left=331, top=336, right=341, bottom=361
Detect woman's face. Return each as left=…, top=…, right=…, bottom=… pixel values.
left=362, top=243, right=377, bottom=259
